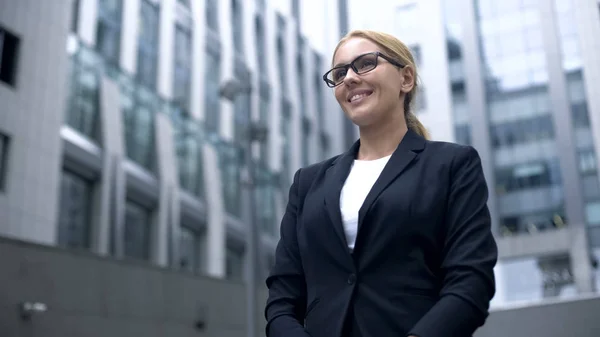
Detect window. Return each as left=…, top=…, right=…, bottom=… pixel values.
left=96, top=0, right=122, bottom=64
left=0, top=27, right=20, bottom=86
left=586, top=202, right=600, bottom=226
left=578, top=149, right=597, bottom=175
left=124, top=201, right=152, bottom=260
left=259, top=97, right=270, bottom=164
left=137, top=0, right=160, bottom=89
left=204, top=50, right=222, bottom=133
left=490, top=115, right=554, bottom=148
left=123, top=100, right=155, bottom=171
left=0, top=133, right=10, bottom=191
left=179, top=226, right=201, bottom=272
left=57, top=170, right=93, bottom=249
left=302, top=117, right=311, bottom=166
left=226, top=247, right=244, bottom=281
left=231, top=0, right=244, bottom=54
left=205, top=0, right=219, bottom=32
left=254, top=16, right=266, bottom=74
left=495, top=159, right=562, bottom=194
left=173, top=25, right=192, bottom=113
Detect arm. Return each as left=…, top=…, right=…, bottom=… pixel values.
left=408, top=146, right=498, bottom=337
left=265, top=169, right=311, bottom=337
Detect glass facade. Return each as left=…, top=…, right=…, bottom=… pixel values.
left=442, top=0, right=472, bottom=147
left=124, top=200, right=152, bottom=260
left=57, top=170, right=92, bottom=249
left=205, top=0, right=219, bottom=32
left=255, top=164, right=276, bottom=236
left=172, top=109, right=205, bottom=198
left=137, top=0, right=160, bottom=89
left=226, top=246, right=244, bottom=281
left=122, top=85, right=156, bottom=171
left=231, top=0, right=244, bottom=54
left=204, top=49, right=222, bottom=134
left=173, top=24, right=192, bottom=114
left=219, top=142, right=242, bottom=217
left=179, top=226, right=202, bottom=272
left=476, top=0, right=564, bottom=237
left=66, top=48, right=100, bottom=140
left=96, top=0, right=122, bottom=65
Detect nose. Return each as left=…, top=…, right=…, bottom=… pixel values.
left=342, top=67, right=360, bottom=85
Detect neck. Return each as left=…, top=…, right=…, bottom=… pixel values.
left=357, top=110, right=408, bottom=160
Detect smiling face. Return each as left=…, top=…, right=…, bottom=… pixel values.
left=331, top=38, right=414, bottom=128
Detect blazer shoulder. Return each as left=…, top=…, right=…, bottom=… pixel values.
left=424, top=140, right=480, bottom=162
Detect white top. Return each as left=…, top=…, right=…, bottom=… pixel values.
left=339, top=155, right=391, bottom=250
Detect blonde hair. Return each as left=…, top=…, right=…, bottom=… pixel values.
left=332, top=30, right=430, bottom=140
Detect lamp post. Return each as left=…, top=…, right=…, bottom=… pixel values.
left=219, top=77, right=267, bottom=337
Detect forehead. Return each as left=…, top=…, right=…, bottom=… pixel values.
left=333, top=38, right=381, bottom=66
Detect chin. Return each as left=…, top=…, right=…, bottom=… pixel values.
left=346, top=109, right=378, bottom=127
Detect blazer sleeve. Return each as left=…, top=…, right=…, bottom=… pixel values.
left=264, top=169, right=311, bottom=337
left=408, top=146, right=498, bottom=337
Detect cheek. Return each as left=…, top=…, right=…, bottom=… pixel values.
left=334, top=89, right=346, bottom=106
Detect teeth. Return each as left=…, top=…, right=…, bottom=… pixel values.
left=351, top=94, right=367, bottom=102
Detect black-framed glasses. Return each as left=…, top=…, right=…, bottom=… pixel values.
left=322, top=51, right=405, bottom=88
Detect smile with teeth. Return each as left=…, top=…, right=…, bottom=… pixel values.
left=349, top=91, right=372, bottom=103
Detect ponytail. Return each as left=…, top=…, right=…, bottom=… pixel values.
left=403, top=93, right=430, bottom=140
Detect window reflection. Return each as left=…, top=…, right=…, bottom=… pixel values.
left=219, top=143, right=242, bottom=217
left=231, top=0, right=243, bottom=54
left=96, top=0, right=122, bottom=64
left=495, top=159, right=562, bottom=194
left=124, top=200, right=152, bottom=260
left=490, top=115, right=554, bottom=148
left=57, top=170, right=92, bottom=249
left=66, top=49, right=100, bottom=140
left=500, top=208, right=566, bottom=236
left=204, top=50, right=222, bottom=134
left=499, top=255, right=575, bottom=305
left=226, top=247, right=244, bottom=281
left=173, top=25, right=192, bottom=114
left=173, top=110, right=204, bottom=198
left=137, top=0, right=159, bottom=89
left=205, top=0, right=218, bottom=32
left=179, top=226, right=202, bottom=272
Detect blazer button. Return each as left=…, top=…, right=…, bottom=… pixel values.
left=347, top=274, right=356, bottom=285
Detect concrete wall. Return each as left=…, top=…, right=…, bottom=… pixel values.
left=1, top=236, right=599, bottom=337
left=477, top=295, right=600, bottom=337
left=0, top=237, right=262, bottom=337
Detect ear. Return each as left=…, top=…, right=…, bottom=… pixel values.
left=400, top=66, right=415, bottom=94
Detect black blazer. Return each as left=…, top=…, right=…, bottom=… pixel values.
left=265, top=130, right=498, bottom=337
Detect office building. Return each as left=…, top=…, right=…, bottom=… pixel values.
left=0, top=0, right=346, bottom=281
left=385, top=0, right=600, bottom=306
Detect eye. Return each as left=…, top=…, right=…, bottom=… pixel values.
left=332, top=68, right=347, bottom=82
left=356, top=57, right=376, bottom=70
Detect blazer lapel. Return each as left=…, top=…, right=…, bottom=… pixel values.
left=357, top=130, right=425, bottom=234
left=323, top=140, right=360, bottom=250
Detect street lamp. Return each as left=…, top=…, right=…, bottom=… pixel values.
left=219, top=77, right=267, bottom=337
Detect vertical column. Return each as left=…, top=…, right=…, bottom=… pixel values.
left=78, top=0, right=98, bottom=46
left=153, top=112, right=181, bottom=267
left=459, top=0, right=499, bottom=230
left=203, top=144, right=227, bottom=278
left=157, top=0, right=175, bottom=99
left=94, top=77, right=126, bottom=256
left=539, top=0, right=593, bottom=293
left=120, top=0, right=140, bottom=75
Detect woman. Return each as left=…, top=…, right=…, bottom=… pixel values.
left=265, top=30, right=497, bottom=337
